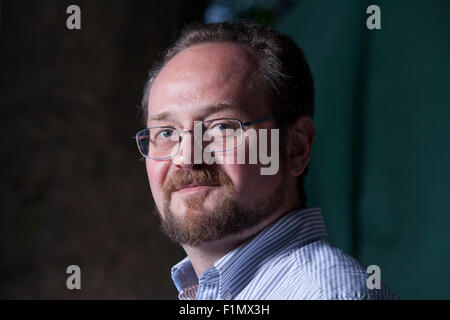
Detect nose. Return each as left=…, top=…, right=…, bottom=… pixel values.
left=172, top=130, right=198, bottom=168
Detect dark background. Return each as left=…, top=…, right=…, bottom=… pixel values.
left=0, top=0, right=208, bottom=299
left=1, top=0, right=449, bottom=299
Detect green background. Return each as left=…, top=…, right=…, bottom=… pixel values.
left=276, top=0, right=450, bottom=299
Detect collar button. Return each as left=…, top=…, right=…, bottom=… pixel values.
left=223, top=292, right=232, bottom=300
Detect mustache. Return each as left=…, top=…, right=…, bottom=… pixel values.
left=162, top=168, right=232, bottom=195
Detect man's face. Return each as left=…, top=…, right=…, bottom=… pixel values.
left=145, top=43, right=288, bottom=246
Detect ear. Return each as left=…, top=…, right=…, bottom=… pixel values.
left=285, top=115, right=315, bottom=177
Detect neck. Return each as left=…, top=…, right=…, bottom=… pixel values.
left=182, top=196, right=302, bottom=279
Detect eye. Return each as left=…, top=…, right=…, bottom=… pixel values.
left=207, top=120, right=241, bottom=131
left=153, top=128, right=175, bottom=140
left=160, top=130, right=173, bottom=138
left=213, top=123, right=231, bottom=131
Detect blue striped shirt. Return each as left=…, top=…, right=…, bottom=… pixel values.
left=170, top=207, right=398, bottom=300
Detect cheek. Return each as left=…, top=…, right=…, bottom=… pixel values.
left=224, top=162, right=283, bottom=200
left=145, top=159, right=169, bottom=203
left=221, top=163, right=266, bottom=192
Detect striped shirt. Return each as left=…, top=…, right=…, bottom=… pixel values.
left=170, top=207, right=398, bottom=300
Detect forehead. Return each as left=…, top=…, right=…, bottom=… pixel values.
left=147, top=43, right=269, bottom=123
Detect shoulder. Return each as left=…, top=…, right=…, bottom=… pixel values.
left=288, top=240, right=398, bottom=300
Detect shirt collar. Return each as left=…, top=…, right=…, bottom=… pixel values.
left=171, top=256, right=197, bottom=293
left=170, top=207, right=327, bottom=298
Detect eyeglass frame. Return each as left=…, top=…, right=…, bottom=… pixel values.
left=133, top=113, right=282, bottom=160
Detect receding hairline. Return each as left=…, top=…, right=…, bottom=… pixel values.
left=143, top=41, right=265, bottom=122
left=155, top=41, right=259, bottom=87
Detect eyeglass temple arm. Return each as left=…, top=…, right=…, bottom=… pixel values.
left=241, top=114, right=282, bottom=127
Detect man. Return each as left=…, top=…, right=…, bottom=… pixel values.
left=135, top=21, right=397, bottom=300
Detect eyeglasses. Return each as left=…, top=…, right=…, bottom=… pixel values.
left=134, top=114, right=281, bottom=160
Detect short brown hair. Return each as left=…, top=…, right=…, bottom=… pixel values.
left=141, top=20, right=315, bottom=207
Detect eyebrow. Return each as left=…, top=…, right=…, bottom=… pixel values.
left=148, top=102, right=237, bottom=122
